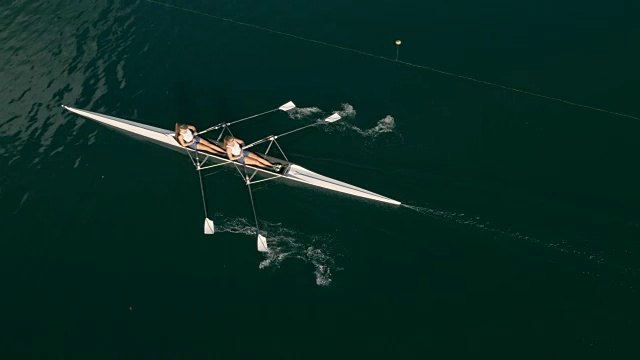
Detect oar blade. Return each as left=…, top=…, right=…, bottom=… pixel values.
left=279, top=101, right=296, bottom=111
left=324, top=113, right=341, bottom=123
left=257, top=234, right=268, bottom=252
left=204, top=218, right=215, bottom=234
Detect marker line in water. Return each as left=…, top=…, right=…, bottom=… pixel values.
left=147, top=0, right=640, bottom=121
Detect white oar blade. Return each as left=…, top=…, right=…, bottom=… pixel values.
left=204, top=218, right=215, bottom=234
left=257, top=234, right=268, bottom=252
left=279, top=101, right=296, bottom=111
left=323, top=113, right=341, bottom=123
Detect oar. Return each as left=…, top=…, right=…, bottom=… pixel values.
left=244, top=174, right=269, bottom=252
left=198, top=101, right=296, bottom=135
left=194, top=147, right=215, bottom=234
left=204, top=218, right=215, bottom=234
left=242, top=113, right=341, bottom=150
left=257, top=234, right=268, bottom=252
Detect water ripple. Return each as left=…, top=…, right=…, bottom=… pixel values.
left=1, top=0, right=141, bottom=173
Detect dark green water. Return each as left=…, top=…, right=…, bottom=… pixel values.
left=2, top=0, right=639, bottom=357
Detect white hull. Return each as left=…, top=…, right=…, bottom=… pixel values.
left=62, top=105, right=401, bottom=205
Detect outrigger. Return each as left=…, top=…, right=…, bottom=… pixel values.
left=62, top=102, right=401, bottom=252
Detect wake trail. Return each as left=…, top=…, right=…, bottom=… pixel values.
left=402, top=204, right=640, bottom=288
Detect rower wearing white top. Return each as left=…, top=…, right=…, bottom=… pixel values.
left=175, top=123, right=225, bottom=155
left=224, top=135, right=281, bottom=172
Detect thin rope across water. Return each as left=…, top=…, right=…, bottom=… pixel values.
left=147, top=0, right=639, bottom=121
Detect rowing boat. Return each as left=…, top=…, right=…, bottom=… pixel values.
left=62, top=102, right=400, bottom=251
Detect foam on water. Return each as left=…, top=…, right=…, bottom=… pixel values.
left=214, top=216, right=339, bottom=286
left=287, top=106, right=322, bottom=119
left=284, top=103, right=401, bottom=143
left=336, top=103, right=356, bottom=118
left=351, top=115, right=398, bottom=138
left=296, top=103, right=403, bottom=143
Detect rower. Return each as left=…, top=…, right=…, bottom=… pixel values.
left=224, top=136, right=281, bottom=172
left=175, top=123, right=225, bottom=155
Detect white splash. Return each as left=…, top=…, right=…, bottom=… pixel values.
left=288, top=107, right=322, bottom=119
left=330, top=115, right=402, bottom=143
left=337, top=103, right=356, bottom=118
left=214, top=216, right=256, bottom=236
left=352, top=115, right=397, bottom=137
left=259, top=231, right=337, bottom=286
left=288, top=103, right=401, bottom=143
left=215, top=216, right=339, bottom=286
